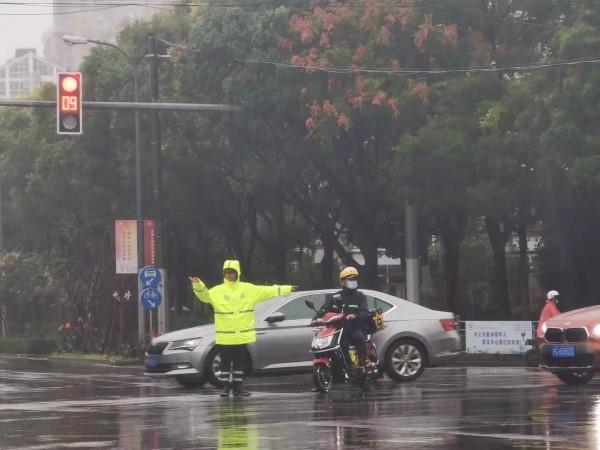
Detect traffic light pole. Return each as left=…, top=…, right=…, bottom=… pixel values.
left=0, top=100, right=240, bottom=112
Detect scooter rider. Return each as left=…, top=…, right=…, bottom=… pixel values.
left=537, top=290, right=561, bottom=338
left=317, top=267, right=371, bottom=364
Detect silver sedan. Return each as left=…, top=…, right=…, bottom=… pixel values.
left=144, top=289, right=461, bottom=387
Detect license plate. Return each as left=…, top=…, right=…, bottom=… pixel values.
left=145, top=356, right=159, bottom=368
left=552, top=346, right=575, bottom=358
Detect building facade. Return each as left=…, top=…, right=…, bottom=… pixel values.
left=44, top=1, right=156, bottom=70
left=0, top=49, right=62, bottom=99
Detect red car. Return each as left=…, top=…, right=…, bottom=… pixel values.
left=540, top=306, right=600, bottom=385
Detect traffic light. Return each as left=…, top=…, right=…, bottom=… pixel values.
left=57, top=72, right=82, bottom=135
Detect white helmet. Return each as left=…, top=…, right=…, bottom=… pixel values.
left=547, top=290, right=560, bottom=300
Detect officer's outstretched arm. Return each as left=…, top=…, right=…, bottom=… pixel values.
left=252, top=284, right=293, bottom=304
left=190, top=278, right=212, bottom=304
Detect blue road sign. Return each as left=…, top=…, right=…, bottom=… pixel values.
left=139, top=265, right=161, bottom=289
left=141, top=287, right=162, bottom=310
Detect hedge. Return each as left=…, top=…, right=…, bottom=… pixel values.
left=0, top=337, right=56, bottom=354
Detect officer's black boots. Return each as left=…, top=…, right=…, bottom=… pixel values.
left=232, top=381, right=251, bottom=397
left=220, top=382, right=231, bottom=398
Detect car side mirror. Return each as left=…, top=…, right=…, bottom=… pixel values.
left=265, top=312, right=285, bottom=323
left=305, top=300, right=316, bottom=312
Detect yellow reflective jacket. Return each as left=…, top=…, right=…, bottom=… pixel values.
left=192, top=260, right=293, bottom=345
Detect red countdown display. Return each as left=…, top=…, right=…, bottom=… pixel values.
left=57, top=72, right=82, bottom=135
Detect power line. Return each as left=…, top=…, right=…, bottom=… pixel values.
left=0, top=4, right=128, bottom=14
left=0, top=0, right=576, bottom=21
left=158, top=37, right=203, bottom=52
left=0, top=0, right=573, bottom=31
left=156, top=36, right=600, bottom=75
left=235, top=56, right=600, bottom=76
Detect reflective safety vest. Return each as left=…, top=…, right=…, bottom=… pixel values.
left=192, top=261, right=293, bottom=345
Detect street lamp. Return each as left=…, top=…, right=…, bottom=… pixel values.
left=62, top=35, right=146, bottom=345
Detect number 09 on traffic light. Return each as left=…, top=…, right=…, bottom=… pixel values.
left=57, top=72, right=82, bottom=135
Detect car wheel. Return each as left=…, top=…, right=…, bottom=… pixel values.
left=205, top=347, right=252, bottom=388
left=205, top=347, right=224, bottom=388
left=175, top=375, right=206, bottom=388
left=385, top=339, right=427, bottom=382
left=555, top=370, right=595, bottom=386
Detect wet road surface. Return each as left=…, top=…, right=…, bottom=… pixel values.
left=1, top=358, right=599, bottom=449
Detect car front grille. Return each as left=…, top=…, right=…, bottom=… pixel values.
left=564, top=327, right=588, bottom=343
left=146, top=342, right=168, bottom=355
left=545, top=328, right=564, bottom=343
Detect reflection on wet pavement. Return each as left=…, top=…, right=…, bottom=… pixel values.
left=1, top=358, right=600, bottom=449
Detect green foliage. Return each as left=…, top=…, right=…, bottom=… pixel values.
left=0, top=252, right=62, bottom=336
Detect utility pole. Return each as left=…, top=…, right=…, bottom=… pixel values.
left=147, top=35, right=169, bottom=334
left=0, top=181, right=5, bottom=337
left=405, top=197, right=420, bottom=304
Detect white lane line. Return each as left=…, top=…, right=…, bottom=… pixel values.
left=449, top=431, right=566, bottom=442
left=0, top=391, right=308, bottom=412
left=5, top=441, right=118, bottom=450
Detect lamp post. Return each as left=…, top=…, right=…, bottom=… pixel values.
left=62, top=35, right=146, bottom=345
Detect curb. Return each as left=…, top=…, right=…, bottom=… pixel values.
left=450, top=354, right=529, bottom=367
left=0, top=353, right=142, bottom=367
left=1, top=353, right=531, bottom=369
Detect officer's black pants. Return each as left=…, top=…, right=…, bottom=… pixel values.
left=218, top=344, right=247, bottom=384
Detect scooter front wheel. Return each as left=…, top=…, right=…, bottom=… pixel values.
left=313, top=364, right=333, bottom=393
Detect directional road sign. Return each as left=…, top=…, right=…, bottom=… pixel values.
left=139, top=265, right=161, bottom=289
left=141, top=287, right=162, bottom=310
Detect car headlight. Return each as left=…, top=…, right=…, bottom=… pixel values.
left=593, top=325, right=600, bottom=338
left=541, top=322, right=547, bottom=335
left=314, top=335, right=333, bottom=349
left=169, top=338, right=202, bottom=351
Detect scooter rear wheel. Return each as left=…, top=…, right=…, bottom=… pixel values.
left=313, top=364, right=333, bottom=393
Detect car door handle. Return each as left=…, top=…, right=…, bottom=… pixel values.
left=256, top=332, right=267, bottom=335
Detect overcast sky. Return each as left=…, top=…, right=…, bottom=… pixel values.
left=0, top=4, right=52, bottom=63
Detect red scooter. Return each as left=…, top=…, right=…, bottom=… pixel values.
left=306, top=300, right=379, bottom=393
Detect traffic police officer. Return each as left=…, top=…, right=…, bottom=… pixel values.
left=190, top=260, right=296, bottom=397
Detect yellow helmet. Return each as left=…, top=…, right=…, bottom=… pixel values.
left=339, top=266, right=359, bottom=281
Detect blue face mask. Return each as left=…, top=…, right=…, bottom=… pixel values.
left=346, top=279, right=358, bottom=290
